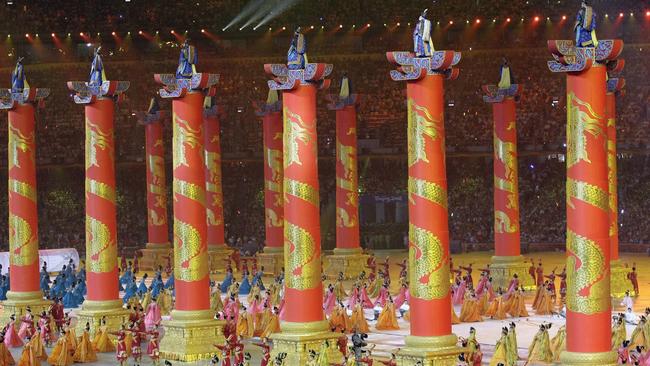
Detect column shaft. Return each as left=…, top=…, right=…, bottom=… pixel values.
left=493, top=98, right=520, bottom=256
left=204, top=114, right=225, bottom=249
left=406, top=73, right=452, bottom=337
left=145, top=122, right=169, bottom=245
left=172, top=92, right=210, bottom=311
left=85, top=98, right=119, bottom=301
left=8, top=103, right=39, bottom=293
left=605, top=94, right=618, bottom=261
left=335, top=106, right=360, bottom=249
left=263, top=111, right=284, bottom=249
left=282, top=84, right=323, bottom=324
left=565, top=65, right=611, bottom=354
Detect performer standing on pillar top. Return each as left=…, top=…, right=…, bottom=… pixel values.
left=548, top=2, right=624, bottom=365
left=264, top=26, right=340, bottom=364
left=386, top=7, right=462, bottom=364
left=482, top=62, right=531, bottom=291
left=324, top=73, right=366, bottom=280
left=254, top=89, right=284, bottom=275
left=137, top=97, right=171, bottom=272
left=203, top=95, right=232, bottom=270
left=67, top=47, right=130, bottom=335
left=0, top=58, right=51, bottom=323
left=154, top=39, right=224, bottom=362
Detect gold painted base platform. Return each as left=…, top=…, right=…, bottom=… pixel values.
left=611, top=259, right=634, bottom=297
left=396, top=334, right=464, bottom=366
left=0, top=291, right=51, bottom=327
left=490, top=255, right=535, bottom=291
left=560, top=350, right=617, bottom=366
left=256, top=247, right=284, bottom=276
left=139, top=243, right=172, bottom=272
left=269, top=320, right=343, bottom=364
left=325, top=248, right=369, bottom=280
left=160, top=309, right=225, bottom=362
left=75, top=300, right=130, bottom=337
left=208, top=246, right=233, bottom=273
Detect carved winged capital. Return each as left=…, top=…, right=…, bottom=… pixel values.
left=482, top=84, right=522, bottom=104
left=154, top=73, right=219, bottom=99
left=66, top=80, right=129, bottom=104
left=0, top=87, right=50, bottom=110
left=264, top=62, right=333, bottom=91
left=387, top=50, right=461, bottom=81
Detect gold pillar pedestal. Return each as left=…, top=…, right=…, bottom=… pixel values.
left=324, top=247, right=369, bottom=280
left=140, top=243, right=172, bottom=272
left=396, top=334, right=464, bottom=366
left=610, top=259, right=634, bottom=297
left=560, top=350, right=617, bottom=366
left=489, top=255, right=535, bottom=291
left=75, top=299, right=130, bottom=337
left=269, top=320, right=343, bottom=364
left=159, top=309, right=225, bottom=362
left=257, top=246, right=284, bottom=275
left=207, top=245, right=233, bottom=273
left=0, top=291, right=51, bottom=327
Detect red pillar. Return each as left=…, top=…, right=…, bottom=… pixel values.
left=605, top=93, right=618, bottom=261
left=203, top=99, right=226, bottom=250
left=172, top=92, right=210, bottom=311
left=548, top=39, right=622, bottom=365
left=144, top=117, right=170, bottom=247
left=7, top=103, right=40, bottom=294
left=281, top=83, right=323, bottom=324
left=262, top=105, right=284, bottom=250
left=335, top=105, right=360, bottom=249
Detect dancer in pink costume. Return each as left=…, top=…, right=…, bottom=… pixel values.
left=17, top=307, right=35, bottom=340
left=323, top=284, right=337, bottom=316
left=374, top=283, right=390, bottom=307
left=452, top=277, right=467, bottom=305
left=144, top=299, right=162, bottom=331
left=394, top=282, right=410, bottom=309
left=359, top=283, right=374, bottom=309
left=3, top=314, right=23, bottom=348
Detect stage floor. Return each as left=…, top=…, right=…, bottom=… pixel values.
left=2, top=250, right=646, bottom=365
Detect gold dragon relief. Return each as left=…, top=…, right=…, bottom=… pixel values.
left=8, top=123, right=35, bottom=170
left=336, top=207, right=357, bottom=228
left=408, top=177, right=447, bottom=209
left=494, top=210, right=518, bottom=234
left=283, top=107, right=313, bottom=168
left=494, top=176, right=518, bottom=210
left=174, top=219, right=209, bottom=282
left=407, top=98, right=443, bottom=167
left=566, top=178, right=608, bottom=212
left=148, top=209, right=167, bottom=226
left=265, top=147, right=283, bottom=185
left=284, top=222, right=319, bottom=290
left=494, top=131, right=518, bottom=182
left=86, top=178, right=116, bottom=203
left=9, top=214, right=38, bottom=267
left=207, top=208, right=223, bottom=226
left=284, top=178, right=319, bottom=207
left=173, top=114, right=203, bottom=170
left=148, top=154, right=166, bottom=187
left=345, top=191, right=358, bottom=208
left=173, top=180, right=206, bottom=205
left=85, top=119, right=113, bottom=170
left=567, top=92, right=606, bottom=169
left=409, top=223, right=449, bottom=300
left=205, top=151, right=222, bottom=189
left=9, top=179, right=37, bottom=203
left=265, top=208, right=283, bottom=228
left=86, top=216, right=117, bottom=273
left=337, top=141, right=357, bottom=181
left=566, top=229, right=610, bottom=315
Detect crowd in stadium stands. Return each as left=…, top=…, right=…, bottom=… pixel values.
left=0, top=2, right=648, bottom=256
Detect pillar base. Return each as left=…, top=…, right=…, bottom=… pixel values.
left=269, top=320, right=342, bottom=364
left=0, top=291, right=51, bottom=327
left=396, top=334, right=463, bottom=366
left=324, top=248, right=368, bottom=280
left=139, top=243, right=172, bottom=272
left=560, top=350, right=617, bottom=366
left=159, top=310, right=225, bottom=362
left=257, top=247, right=284, bottom=275
left=611, top=260, right=634, bottom=297
left=75, top=300, right=130, bottom=337
left=208, top=246, right=233, bottom=273
left=489, top=255, right=535, bottom=291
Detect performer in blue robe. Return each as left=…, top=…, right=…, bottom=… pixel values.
left=120, top=264, right=133, bottom=287
left=252, top=269, right=265, bottom=291
left=40, top=264, right=51, bottom=294
left=176, top=40, right=198, bottom=79
left=72, top=280, right=85, bottom=306
left=138, top=273, right=149, bottom=294
left=0, top=276, right=7, bottom=300
left=220, top=269, right=233, bottom=293
left=11, top=57, right=29, bottom=93
left=575, top=1, right=598, bottom=48
left=123, top=277, right=138, bottom=304
left=89, top=46, right=106, bottom=86
left=62, top=287, right=78, bottom=308
left=413, top=9, right=434, bottom=57
left=287, top=27, right=308, bottom=70
left=239, top=272, right=252, bottom=295
left=151, top=273, right=163, bottom=298
left=164, top=273, right=175, bottom=289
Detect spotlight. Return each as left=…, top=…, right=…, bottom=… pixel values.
left=383, top=23, right=387, bottom=27
left=367, top=23, right=370, bottom=27
left=138, top=30, right=143, bottom=35
left=201, top=29, right=205, bottom=33
left=466, top=20, right=469, bottom=24
left=51, top=33, right=55, bottom=37
left=534, top=16, right=539, bottom=22
left=562, top=15, right=567, bottom=20
left=619, top=12, right=624, bottom=17
left=475, top=18, right=480, bottom=24
left=25, top=33, right=29, bottom=38
left=492, top=18, right=496, bottom=23
left=647, top=11, right=650, bottom=16
left=35, top=33, right=38, bottom=37
left=282, top=26, right=286, bottom=30
left=156, top=31, right=159, bottom=34
left=605, top=14, right=609, bottom=18
left=630, top=12, right=634, bottom=17
left=310, top=25, right=314, bottom=29
left=79, top=32, right=84, bottom=36
left=339, top=24, right=343, bottom=28
left=268, top=27, right=272, bottom=31
left=449, top=20, right=454, bottom=25
left=111, top=31, right=116, bottom=36
left=352, top=24, right=356, bottom=28
left=506, top=18, right=511, bottom=22
left=396, top=22, right=400, bottom=26
left=127, top=31, right=131, bottom=35
left=171, top=30, right=175, bottom=34
left=67, top=33, right=71, bottom=37
left=96, top=32, right=100, bottom=36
